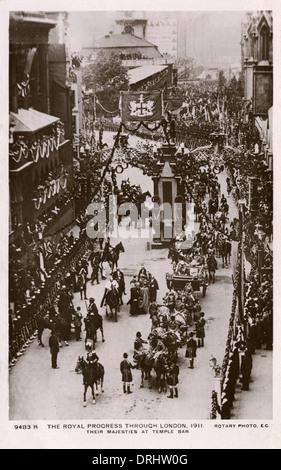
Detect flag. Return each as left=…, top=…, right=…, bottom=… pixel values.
left=120, top=91, right=163, bottom=122
left=42, top=237, right=54, bottom=260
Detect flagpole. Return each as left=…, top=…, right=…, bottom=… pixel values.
left=38, top=230, right=45, bottom=282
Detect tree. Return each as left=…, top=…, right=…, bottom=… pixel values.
left=174, top=57, right=194, bottom=80
left=82, top=51, right=129, bottom=114
left=225, top=75, right=244, bottom=117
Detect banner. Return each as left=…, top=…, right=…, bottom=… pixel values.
left=120, top=91, right=163, bottom=122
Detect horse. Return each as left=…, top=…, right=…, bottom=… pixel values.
left=206, top=253, right=218, bottom=283
left=218, top=236, right=232, bottom=267
left=136, top=349, right=154, bottom=389
left=153, top=350, right=169, bottom=393
left=163, top=331, right=180, bottom=361
left=102, top=286, right=120, bottom=322
left=75, top=356, right=105, bottom=407
left=92, top=312, right=105, bottom=343
left=103, top=242, right=125, bottom=272
left=84, top=312, right=105, bottom=351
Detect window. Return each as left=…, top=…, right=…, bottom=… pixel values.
left=260, top=24, right=270, bottom=61
left=124, top=24, right=134, bottom=34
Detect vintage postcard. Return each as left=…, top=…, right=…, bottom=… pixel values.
left=0, top=0, right=280, bottom=450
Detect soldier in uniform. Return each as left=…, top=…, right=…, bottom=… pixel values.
left=133, top=331, right=148, bottom=365
left=196, top=311, right=206, bottom=347
left=49, top=329, right=60, bottom=369
left=241, top=347, right=253, bottom=391
left=185, top=332, right=197, bottom=369
left=87, top=297, right=99, bottom=315
left=166, top=357, right=180, bottom=398
left=120, top=353, right=136, bottom=394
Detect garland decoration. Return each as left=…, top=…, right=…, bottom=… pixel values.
left=9, top=121, right=65, bottom=165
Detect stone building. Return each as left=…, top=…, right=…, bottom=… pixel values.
left=240, top=10, right=273, bottom=170
left=9, top=11, right=74, bottom=247
left=9, top=9, right=78, bottom=310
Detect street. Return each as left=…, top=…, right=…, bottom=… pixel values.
left=9, top=146, right=239, bottom=420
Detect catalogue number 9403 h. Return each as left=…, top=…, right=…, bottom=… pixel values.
left=14, top=424, right=38, bottom=430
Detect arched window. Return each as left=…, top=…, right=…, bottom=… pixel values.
left=260, top=24, right=270, bottom=61
left=124, top=24, right=134, bottom=35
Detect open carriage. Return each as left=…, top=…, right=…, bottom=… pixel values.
left=166, top=263, right=209, bottom=297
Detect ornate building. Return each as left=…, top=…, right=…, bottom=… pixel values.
left=9, top=11, right=74, bottom=249
left=241, top=10, right=273, bottom=170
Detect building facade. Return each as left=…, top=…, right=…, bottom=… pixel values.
left=9, top=11, right=74, bottom=255
left=241, top=10, right=273, bottom=170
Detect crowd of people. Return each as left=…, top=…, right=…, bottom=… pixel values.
left=9, top=77, right=273, bottom=419
left=127, top=267, right=159, bottom=316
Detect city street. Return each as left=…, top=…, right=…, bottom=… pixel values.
left=6, top=9, right=275, bottom=452
left=9, top=148, right=241, bottom=420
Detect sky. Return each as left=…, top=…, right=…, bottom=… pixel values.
left=68, top=10, right=246, bottom=66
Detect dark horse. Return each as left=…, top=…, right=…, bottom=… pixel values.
left=206, top=253, right=218, bottom=283
left=218, top=236, right=232, bottom=268
left=136, top=350, right=154, bottom=389
left=136, top=348, right=168, bottom=393
left=153, top=351, right=169, bottom=393
left=75, top=356, right=105, bottom=407
left=103, top=242, right=125, bottom=272
left=84, top=313, right=105, bottom=352
left=101, top=286, right=120, bottom=322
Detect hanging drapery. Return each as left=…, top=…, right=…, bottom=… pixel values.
left=10, top=123, right=63, bottom=164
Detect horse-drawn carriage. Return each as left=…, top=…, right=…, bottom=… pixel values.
left=166, top=263, right=209, bottom=297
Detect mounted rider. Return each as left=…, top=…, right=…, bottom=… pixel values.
left=87, top=297, right=99, bottom=316
left=112, top=268, right=126, bottom=304
left=100, top=275, right=120, bottom=308
left=103, top=237, right=113, bottom=262
left=133, top=331, right=148, bottom=367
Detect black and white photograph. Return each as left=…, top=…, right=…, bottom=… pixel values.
left=1, top=0, right=280, bottom=450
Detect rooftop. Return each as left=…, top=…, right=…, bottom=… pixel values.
left=10, top=108, right=60, bottom=133
left=92, top=33, right=161, bottom=50
left=128, top=65, right=168, bottom=84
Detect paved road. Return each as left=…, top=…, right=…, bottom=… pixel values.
left=9, top=153, right=242, bottom=420
left=10, top=131, right=273, bottom=421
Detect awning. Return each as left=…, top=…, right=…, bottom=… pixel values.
left=10, top=108, right=60, bottom=133
left=128, top=65, right=168, bottom=85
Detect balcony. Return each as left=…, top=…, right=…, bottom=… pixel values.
left=9, top=109, right=65, bottom=172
